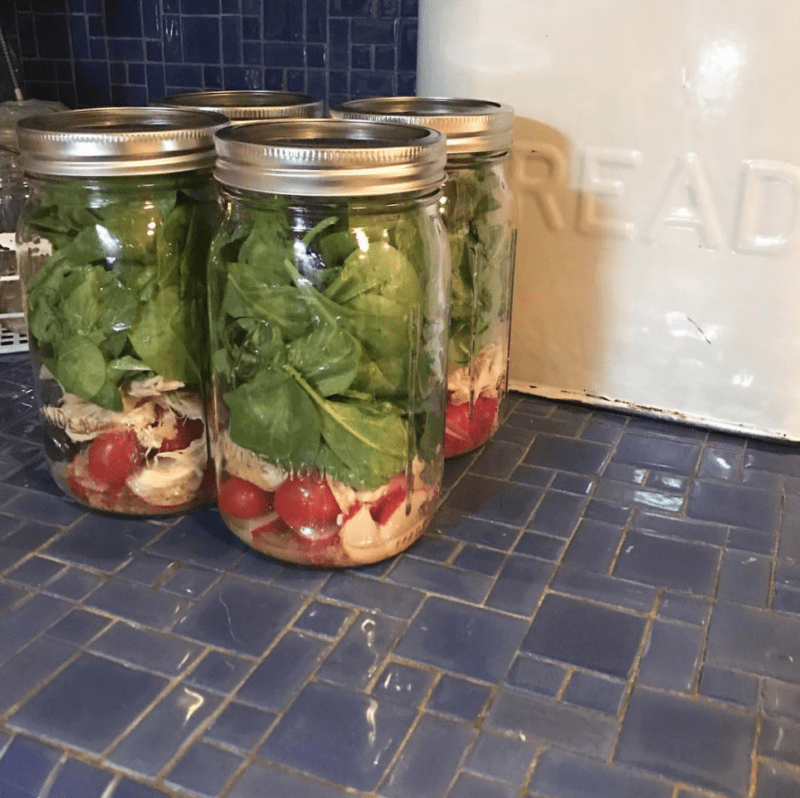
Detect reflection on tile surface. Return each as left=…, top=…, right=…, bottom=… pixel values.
left=47, top=758, right=113, bottom=798
left=259, top=682, right=415, bottom=792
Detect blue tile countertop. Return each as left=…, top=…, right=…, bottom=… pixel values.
left=1, top=349, right=800, bottom=798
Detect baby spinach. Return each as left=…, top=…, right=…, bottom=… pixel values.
left=210, top=195, right=440, bottom=490
left=23, top=174, right=215, bottom=410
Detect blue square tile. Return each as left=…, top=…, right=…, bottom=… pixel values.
left=756, top=762, right=800, bottom=798
left=658, top=592, right=712, bottom=625
left=612, top=432, right=701, bottom=474
left=204, top=702, right=276, bottom=752
left=44, top=567, right=102, bottom=600
left=426, top=675, right=491, bottom=721
left=550, top=565, right=657, bottom=612
left=9, top=653, right=168, bottom=754
left=111, top=778, right=173, bottom=798
left=1, top=522, right=62, bottom=572
left=513, top=531, right=565, bottom=561
left=717, top=551, right=771, bottom=607
left=613, top=530, right=721, bottom=595
left=47, top=609, right=109, bottom=645
left=47, top=758, right=113, bottom=798
left=236, top=631, right=329, bottom=710
left=395, top=597, right=528, bottom=682
left=637, top=620, right=703, bottom=692
left=452, top=545, right=505, bottom=576
left=532, top=748, right=673, bottom=798
left=524, top=434, right=610, bottom=475
left=0, top=582, right=26, bottom=616
left=259, top=682, right=416, bottom=792
left=6, top=556, right=63, bottom=587
left=0, top=593, right=72, bottom=664
left=320, top=572, right=424, bottom=618
left=148, top=510, right=248, bottom=571
left=443, top=475, right=543, bottom=527
left=471, top=440, right=527, bottom=480
left=85, top=579, right=190, bottom=629
left=432, top=510, right=520, bottom=551
left=526, top=490, right=587, bottom=539
left=562, top=518, right=623, bottom=573
left=108, top=686, right=221, bottom=778
left=89, top=623, right=201, bottom=675
left=294, top=600, right=351, bottom=637
left=0, top=736, right=61, bottom=798
left=174, top=577, right=305, bottom=656
left=448, top=773, right=517, bottom=798
left=387, top=557, right=493, bottom=604
left=381, top=713, right=475, bottom=798
left=160, top=565, right=219, bottom=598
left=227, top=762, right=353, bottom=798
left=505, top=655, right=566, bottom=697
left=165, top=741, right=242, bottom=798
left=699, top=665, right=760, bottom=707
left=706, top=602, right=800, bottom=682
left=687, top=480, right=779, bottom=532
left=372, top=661, right=434, bottom=707
left=486, top=688, right=616, bottom=759
left=0, top=636, right=77, bottom=715
left=563, top=671, right=626, bottom=715
left=485, top=554, right=553, bottom=616
left=185, top=651, right=252, bottom=695
left=182, top=16, right=220, bottom=64
left=521, top=594, right=646, bottom=678
left=615, top=687, right=756, bottom=797
left=633, top=509, right=728, bottom=546
left=118, top=553, right=173, bottom=586
left=45, top=516, right=163, bottom=572
left=463, top=728, right=535, bottom=784
left=316, top=613, right=401, bottom=690
left=405, top=533, right=459, bottom=563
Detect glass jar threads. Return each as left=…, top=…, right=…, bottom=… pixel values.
left=16, top=107, right=227, bottom=515
left=159, top=90, right=324, bottom=123
left=208, top=119, right=449, bottom=566
left=331, top=97, right=515, bottom=457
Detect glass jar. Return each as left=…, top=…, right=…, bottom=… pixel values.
left=0, top=99, right=66, bottom=335
left=209, top=119, right=449, bottom=566
left=158, top=90, right=324, bottom=123
left=16, top=107, right=227, bottom=515
left=331, top=98, right=515, bottom=458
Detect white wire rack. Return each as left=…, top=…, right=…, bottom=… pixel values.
left=0, top=272, right=27, bottom=354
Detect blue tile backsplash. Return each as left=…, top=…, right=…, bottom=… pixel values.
left=0, top=0, right=418, bottom=109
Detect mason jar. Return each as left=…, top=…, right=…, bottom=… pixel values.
left=209, top=119, right=449, bottom=566
left=158, top=90, right=324, bottom=123
left=331, top=98, right=515, bottom=457
left=16, top=107, right=227, bottom=515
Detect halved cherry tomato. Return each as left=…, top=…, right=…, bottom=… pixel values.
left=252, top=513, right=292, bottom=544
left=87, top=430, right=145, bottom=486
left=274, top=472, right=340, bottom=531
left=369, top=475, right=407, bottom=525
left=68, top=452, right=125, bottom=510
left=160, top=417, right=205, bottom=452
left=218, top=476, right=273, bottom=519
left=470, top=395, right=499, bottom=446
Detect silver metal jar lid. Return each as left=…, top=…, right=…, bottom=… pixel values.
left=330, top=97, right=514, bottom=156
left=16, top=106, right=229, bottom=177
left=214, top=118, right=447, bottom=196
left=158, top=90, right=324, bottom=122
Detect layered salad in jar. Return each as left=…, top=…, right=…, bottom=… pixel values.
left=208, top=195, right=447, bottom=566
left=441, top=161, right=514, bottom=458
left=20, top=176, right=216, bottom=514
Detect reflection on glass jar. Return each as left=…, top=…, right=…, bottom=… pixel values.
left=16, top=107, right=227, bottom=515
left=208, top=119, right=450, bottom=566
left=331, top=98, right=516, bottom=458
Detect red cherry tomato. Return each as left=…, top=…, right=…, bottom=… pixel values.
left=160, top=417, right=205, bottom=453
left=369, top=475, right=407, bottom=525
left=217, top=476, right=273, bottom=519
left=444, top=400, right=472, bottom=458
left=274, top=472, right=341, bottom=531
left=469, top=395, right=499, bottom=447
left=87, top=430, right=145, bottom=486
left=251, top=514, right=292, bottom=544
